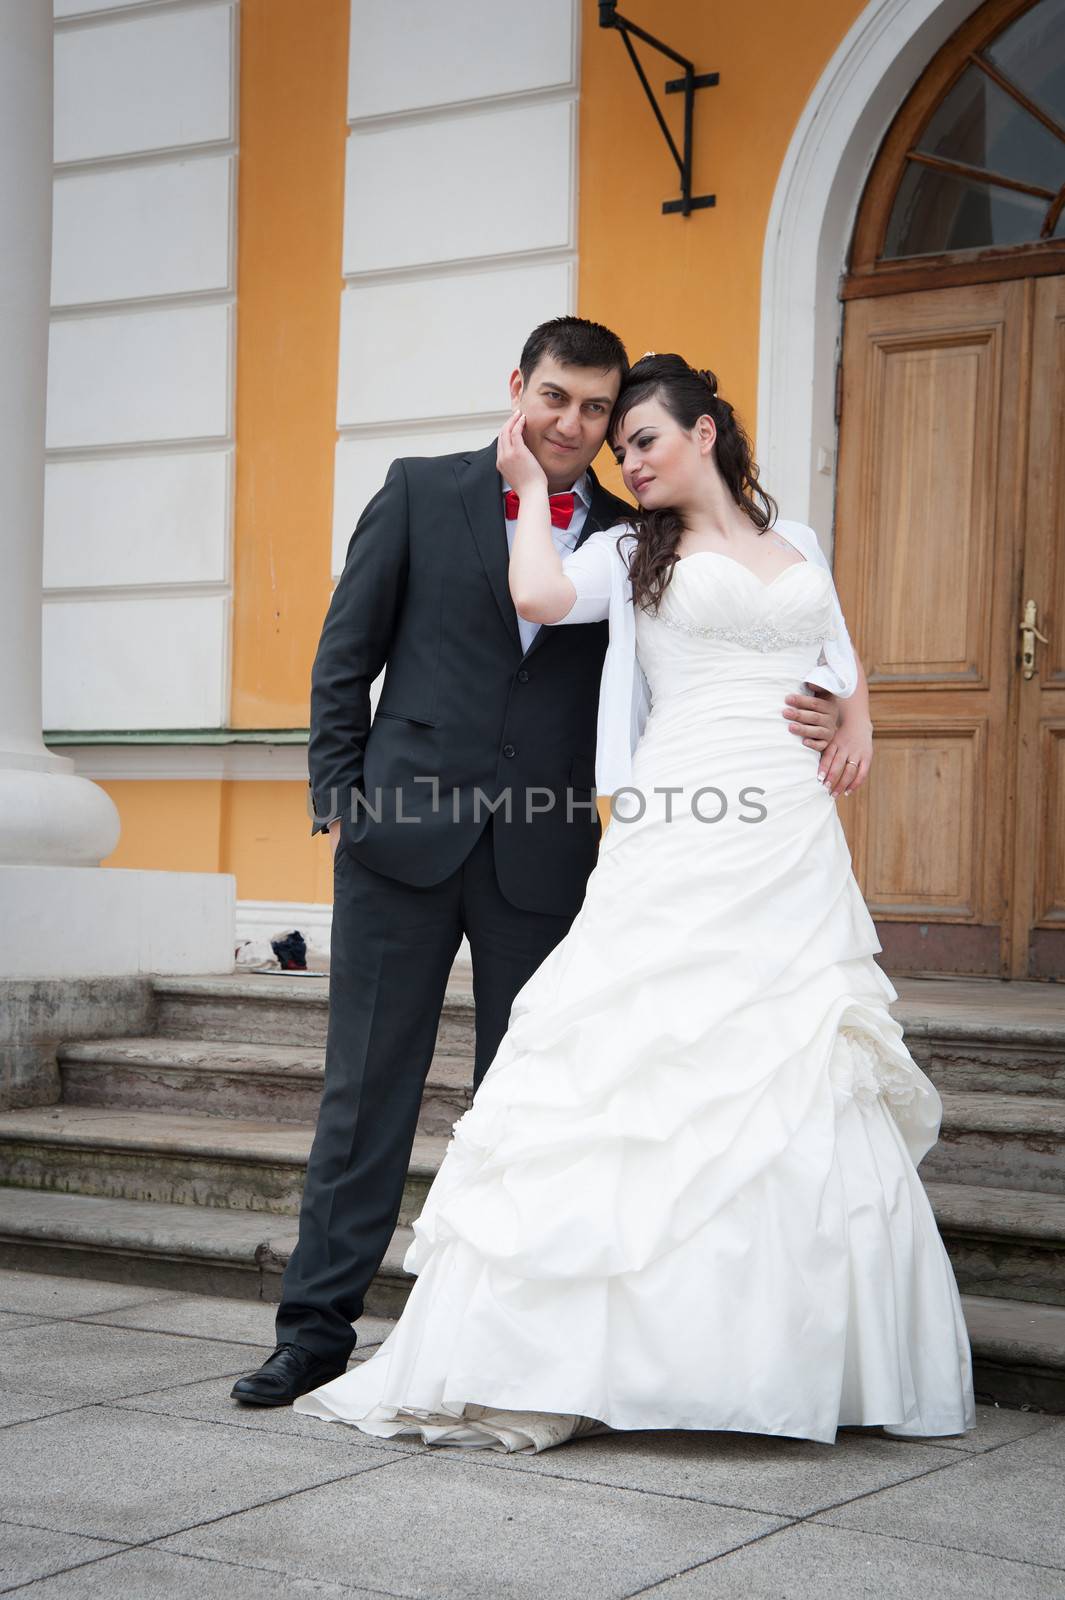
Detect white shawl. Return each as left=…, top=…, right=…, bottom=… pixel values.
left=551, top=519, right=859, bottom=798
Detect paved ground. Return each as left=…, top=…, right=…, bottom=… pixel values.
left=0, top=1270, right=1062, bottom=1598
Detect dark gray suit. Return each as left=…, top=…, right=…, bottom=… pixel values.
left=277, top=440, right=631, bottom=1359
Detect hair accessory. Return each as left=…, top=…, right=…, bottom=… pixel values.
left=641, top=350, right=656, bottom=358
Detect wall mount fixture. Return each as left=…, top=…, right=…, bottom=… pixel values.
left=598, top=1, right=718, bottom=217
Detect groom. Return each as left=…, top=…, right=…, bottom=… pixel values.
left=231, top=316, right=843, bottom=1405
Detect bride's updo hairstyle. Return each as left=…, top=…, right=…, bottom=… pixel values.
left=611, top=354, right=777, bottom=613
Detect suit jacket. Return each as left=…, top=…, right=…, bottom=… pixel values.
left=307, top=439, right=633, bottom=916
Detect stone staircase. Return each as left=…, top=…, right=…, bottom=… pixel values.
left=0, top=972, right=1062, bottom=1408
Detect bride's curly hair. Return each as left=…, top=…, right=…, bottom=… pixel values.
left=611, top=354, right=778, bottom=614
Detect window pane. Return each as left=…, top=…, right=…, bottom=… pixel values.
left=916, top=63, right=1065, bottom=192
left=883, top=160, right=1048, bottom=257
left=985, top=0, right=1065, bottom=124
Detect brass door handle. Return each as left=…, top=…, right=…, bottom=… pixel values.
left=1019, top=599, right=1050, bottom=680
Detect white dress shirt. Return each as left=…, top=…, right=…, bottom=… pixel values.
left=503, top=473, right=591, bottom=654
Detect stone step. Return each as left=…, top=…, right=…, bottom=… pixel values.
left=0, top=1188, right=1060, bottom=1412
left=3, top=1104, right=1063, bottom=1304
left=0, top=1106, right=447, bottom=1222
left=152, top=975, right=1065, bottom=1097
left=962, top=1293, right=1065, bottom=1412
left=153, top=975, right=331, bottom=1046
left=152, top=974, right=476, bottom=1056
left=57, top=1037, right=473, bottom=1136
left=53, top=1039, right=1065, bottom=1194
left=891, top=977, right=1065, bottom=1098
left=65, top=1036, right=1064, bottom=1160
left=924, top=1093, right=1065, bottom=1195
left=0, top=1188, right=412, bottom=1319
left=926, top=1181, right=1065, bottom=1307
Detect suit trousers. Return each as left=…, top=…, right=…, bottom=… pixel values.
left=275, top=816, right=576, bottom=1359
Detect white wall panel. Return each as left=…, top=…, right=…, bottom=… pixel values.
left=46, top=305, right=231, bottom=449
left=344, top=103, right=573, bottom=275
left=54, top=4, right=234, bottom=163
left=44, top=452, right=231, bottom=588
left=52, top=157, right=233, bottom=307
left=43, top=595, right=229, bottom=729
left=332, top=425, right=496, bottom=572
left=348, top=0, right=575, bottom=119
left=55, top=1, right=162, bottom=16
left=337, top=261, right=572, bottom=427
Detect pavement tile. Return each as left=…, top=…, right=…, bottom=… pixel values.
left=79, top=1298, right=283, bottom=1347
left=645, top=1520, right=1063, bottom=1597
left=0, top=1321, right=267, bottom=1402
left=0, top=1311, right=58, bottom=1333
left=4, top=1547, right=387, bottom=1598
left=814, top=1449, right=1065, bottom=1570
left=112, top=1372, right=423, bottom=1453
left=0, top=1521, right=124, bottom=1593
left=0, top=1271, right=167, bottom=1320
left=926, top=1404, right=1062, bottom=1454
left=83, top=1297, right=395, bottom=1352
left=0, top=1406, right=392, bottom=1544
left=436, top=1427, right=960, bottom=1518
left=986, top=1422, right=1065, bottom=1471
left=160, top=1452, right=784, bottom=1599
left=0, top=1390, right=84, bottom=1429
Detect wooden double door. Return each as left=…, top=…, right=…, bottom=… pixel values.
left=836, top=275, right=1065, bottom=979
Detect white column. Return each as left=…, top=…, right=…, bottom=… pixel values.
left=0, top=0, right=118, bottom=866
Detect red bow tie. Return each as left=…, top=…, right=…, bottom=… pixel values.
left=504, top=490, right=576, bottom=530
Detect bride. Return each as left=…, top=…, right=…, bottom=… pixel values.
left=294, top=353, right=975, bottom=1452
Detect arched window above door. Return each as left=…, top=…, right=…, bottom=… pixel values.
left=849, top=0, right=1065, bottom=295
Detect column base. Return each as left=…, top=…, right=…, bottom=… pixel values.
left=1, top=866, right=235, bottom=978
left=0, top=767, right=121, bottom=867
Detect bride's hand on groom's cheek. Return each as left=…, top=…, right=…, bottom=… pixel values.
left=496, top=410, right=548, bottom=494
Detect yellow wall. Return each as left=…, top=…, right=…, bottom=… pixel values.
left=578, top=0, right=867, bottom=494
left=100, top=778, right=331, bottom=903
left=100, top=782, right=225, bottom=875
left=221, top=781, right=336, bottom=905
left=230, top=0, right=349, bottom=731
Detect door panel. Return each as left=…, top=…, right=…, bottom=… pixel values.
left=860, top=724, right=982, bottom=916
left=870, top=336, right=997, bottom=683
left=835, top=280, right=1028, bottom=975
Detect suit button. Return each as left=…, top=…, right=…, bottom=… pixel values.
left=517, top=669, right=530, bottom=683
left=503, top=744, right=516, bottom=758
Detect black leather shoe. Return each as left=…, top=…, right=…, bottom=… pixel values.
left=230, top=1343, right=348, bottom=1407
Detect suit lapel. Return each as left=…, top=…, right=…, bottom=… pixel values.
left=456, top=441, right=522, bottom=653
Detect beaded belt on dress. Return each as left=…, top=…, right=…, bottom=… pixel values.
left=652, top=611, right=837, bottom=653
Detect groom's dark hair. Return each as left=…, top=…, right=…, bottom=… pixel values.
left=519, top=316, right=629, bottom=384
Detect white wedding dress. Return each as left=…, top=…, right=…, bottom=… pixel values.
left=295, top=550, right=976, bottom=1451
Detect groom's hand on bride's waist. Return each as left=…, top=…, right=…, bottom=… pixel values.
left=782, top=687, right=839, bottom=753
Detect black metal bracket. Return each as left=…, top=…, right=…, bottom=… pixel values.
left=598, top=0, right=717, bottom=217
